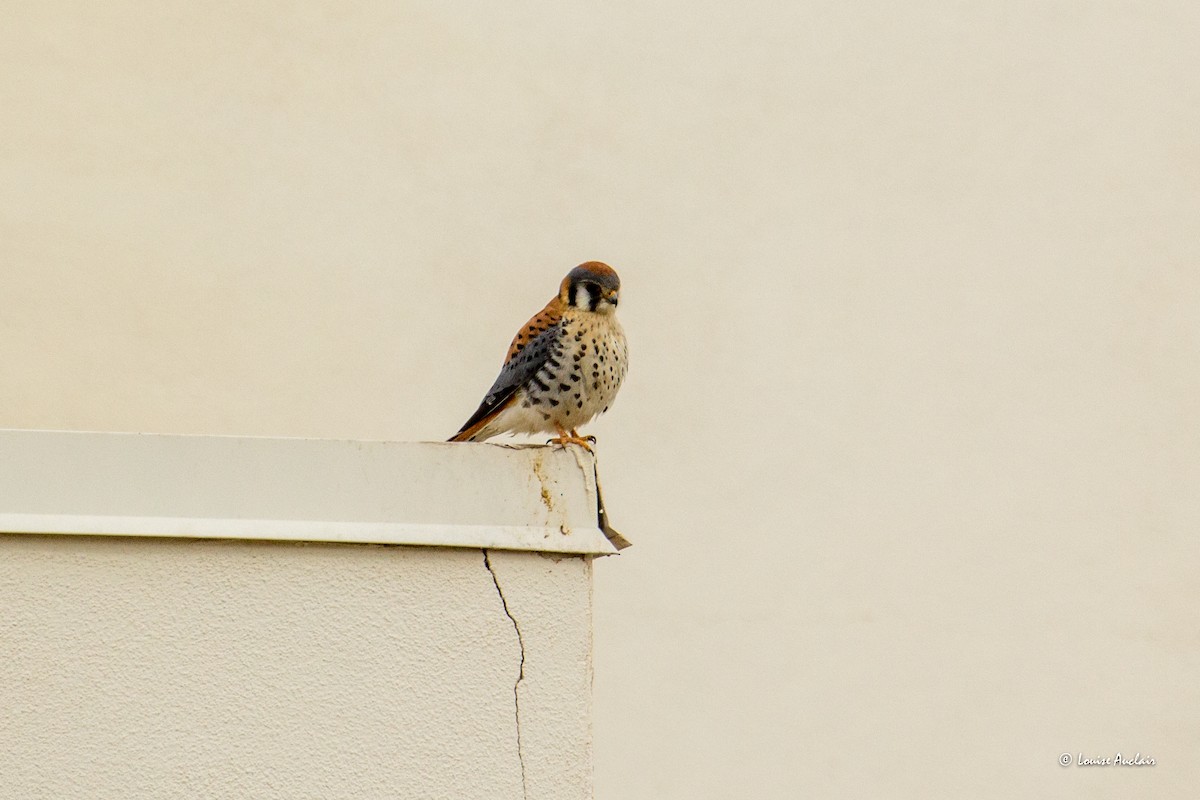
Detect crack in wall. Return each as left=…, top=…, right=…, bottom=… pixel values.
left=483, top=549, right=528, bottom=799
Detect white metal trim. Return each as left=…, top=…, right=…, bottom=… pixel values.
left=0, top=429, right=619, bottom=555
left=0, top=513, right=614, bottom=554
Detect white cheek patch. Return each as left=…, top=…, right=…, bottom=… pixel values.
left=574, top=284, right=592, bottom=309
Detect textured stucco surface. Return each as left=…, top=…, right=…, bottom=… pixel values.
left=487, top=550, right=595, bottom=800
left=0, top=535, right=592, bottom=799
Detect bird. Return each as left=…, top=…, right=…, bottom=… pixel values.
left=449, top=261, right=628, bottom=448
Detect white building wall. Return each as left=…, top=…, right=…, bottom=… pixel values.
left=0, top=536, right=592, bottom=799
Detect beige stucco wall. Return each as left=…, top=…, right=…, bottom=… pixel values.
left=0, top=535, right=592, bottom=799
left=2, top=3, right=1197, bottom=798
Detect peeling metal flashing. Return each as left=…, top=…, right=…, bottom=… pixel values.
left=592, top=465, right=632, bottom=551
left=559, top=442, right=633, bottom=551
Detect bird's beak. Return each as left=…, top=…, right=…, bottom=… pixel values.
left=606, top=291, right=619, bottom=307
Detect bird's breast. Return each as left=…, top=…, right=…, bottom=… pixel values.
left=528, top=313, right=627, bottom=426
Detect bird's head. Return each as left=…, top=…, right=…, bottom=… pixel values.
left=560, top=261, right=621, bottom=314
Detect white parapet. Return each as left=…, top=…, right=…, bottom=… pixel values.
left=0, top=429, right=616, bottom=800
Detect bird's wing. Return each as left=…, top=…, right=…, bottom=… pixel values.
left=504, top=298, right=563, bottom=360
left=449, top=298, right=563, bottom=441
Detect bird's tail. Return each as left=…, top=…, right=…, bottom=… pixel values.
left=448, top=399, right=508, bottom=442
left=447, top=418, right=489, bottom=442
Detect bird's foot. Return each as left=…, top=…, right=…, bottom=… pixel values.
left=569, top=428, right=597, bottom=445
left=547, top=434, right=595, bottom=452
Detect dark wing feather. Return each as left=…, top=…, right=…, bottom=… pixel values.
left=449, top=322, right=562, bottom=441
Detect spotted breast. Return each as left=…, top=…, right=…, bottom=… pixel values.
left=519, top=310, right=628, bottom=429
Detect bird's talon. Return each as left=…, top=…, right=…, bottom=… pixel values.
left=546, top=434, right=594, bottom=452
left=567, top=429, right=597, bottom=446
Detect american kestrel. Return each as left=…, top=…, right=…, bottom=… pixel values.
left=449, top=261, right=628, bottom=447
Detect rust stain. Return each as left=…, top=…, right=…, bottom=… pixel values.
left=530, top=450, right=555, bottom=514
